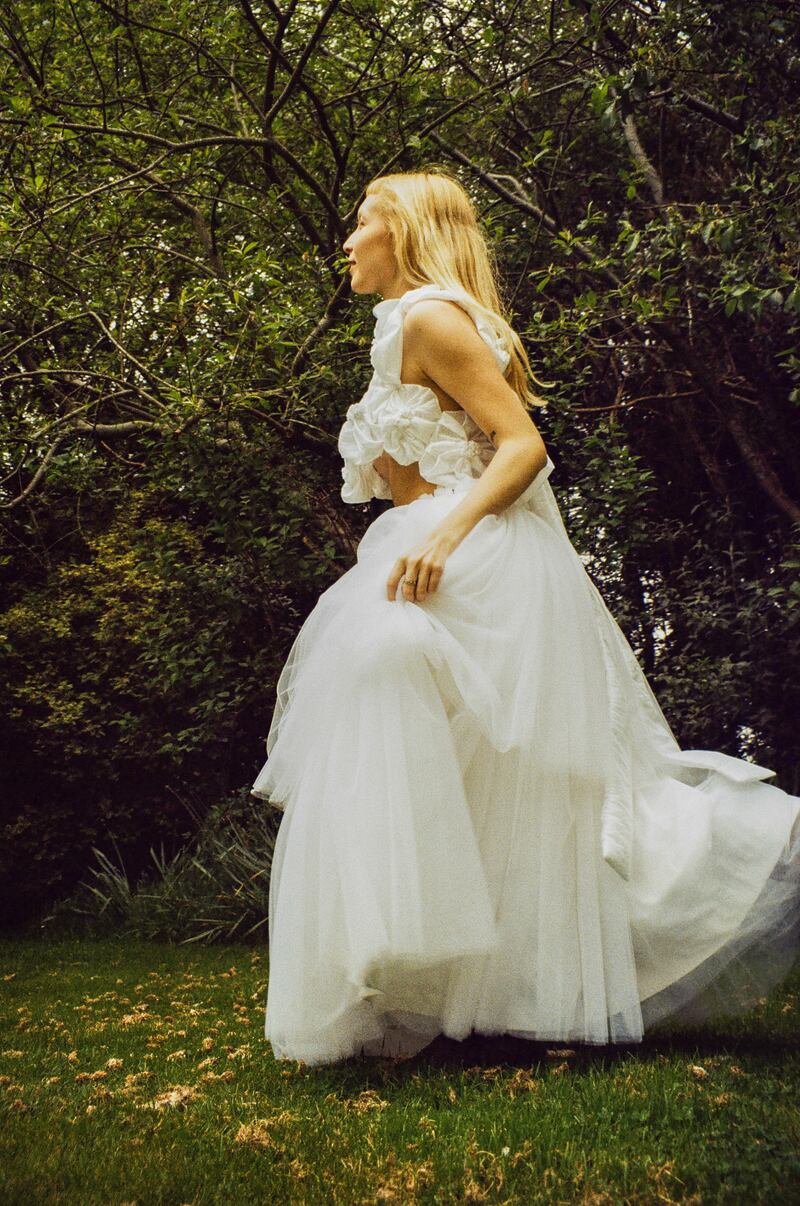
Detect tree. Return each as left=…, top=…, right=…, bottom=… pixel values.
left=1, top=0, right=798, bottom=923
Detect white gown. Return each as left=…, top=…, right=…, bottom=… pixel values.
left=251, top=283, right=800, bottom=1066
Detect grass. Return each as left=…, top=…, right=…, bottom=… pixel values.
left=1, top=937, right=798, bottom=1205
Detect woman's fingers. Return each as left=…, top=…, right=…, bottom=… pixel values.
left=415, top=565, right=432, bottom=600
left=402, top=560, right=422, bottom=601
left=427, top=564, right=443, bottom=596
left=386, top=558, right=406, bottom=601
left=387, top=542, right=448, bottom=602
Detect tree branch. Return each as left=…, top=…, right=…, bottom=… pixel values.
left=31, top=120, right=339, bottom=232
left=680, top=91, right=745, bottom=136
left=724, top=403, right=800, bottom=526
left=427, top=133, right=623, bottom=288
left=621, top=110, right=664, bottom=204
left=0, top=432, right=71, bottom=509
left=290, top=272, right=352, bottom=376
left=263, top=0, right=342, bottom=127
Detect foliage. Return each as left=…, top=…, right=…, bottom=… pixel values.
left=37, top=787, right=279, bottom=945
left=1, top=0, right=799, bottom=921
left=0, top=431, right=339, bottom=923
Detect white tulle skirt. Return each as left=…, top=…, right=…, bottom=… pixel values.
left=251, top=477, right=800, bottom=1066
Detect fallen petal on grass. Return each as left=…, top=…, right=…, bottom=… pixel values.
left=141, top=1084, right=201, bottom=1110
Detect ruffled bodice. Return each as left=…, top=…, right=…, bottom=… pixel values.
left=338, top=284, right=521, bottom=504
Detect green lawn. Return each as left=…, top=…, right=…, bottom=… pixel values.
left=1, top=937, right=798, bottom=1204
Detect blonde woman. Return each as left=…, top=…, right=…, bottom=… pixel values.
left=251, top=168, right=800, bottom=1067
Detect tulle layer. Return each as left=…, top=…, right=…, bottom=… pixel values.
left=251, top=484, right=800, bottom=1065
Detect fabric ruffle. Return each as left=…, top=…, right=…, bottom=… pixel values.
left=338, top=384, right=498, bottom=504
left=417, top=410, right=491, bottom=487
left=339, top=283, right=513, bottom=505
left=341, top=459, right=392, bottom=504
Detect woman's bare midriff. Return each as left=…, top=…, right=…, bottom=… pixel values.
left=372, top=451, right=437, bottom=506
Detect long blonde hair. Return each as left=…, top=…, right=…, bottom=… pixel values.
left=364, top=166, right=548, bottom=409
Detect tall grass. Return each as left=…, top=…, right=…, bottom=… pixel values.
left=38, top=788, right=279, bottom=946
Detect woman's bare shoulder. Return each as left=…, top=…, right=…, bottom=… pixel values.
left=402, top=297, right=488, bottom=355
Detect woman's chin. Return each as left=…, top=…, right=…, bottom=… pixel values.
left=348, top=271, right=376, bottom=295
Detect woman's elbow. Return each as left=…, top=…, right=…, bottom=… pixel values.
left=495, top=429, right=548, bottom=478
left=522, top=432, right=548, bottom=477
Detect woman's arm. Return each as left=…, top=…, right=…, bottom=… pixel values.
left=387, top=299, right=548, bottom=603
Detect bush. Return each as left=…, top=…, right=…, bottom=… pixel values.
left=37, top=787, right=280, bottom=946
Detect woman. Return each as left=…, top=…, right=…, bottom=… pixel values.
left=251, top=168, right=800, bottom=1067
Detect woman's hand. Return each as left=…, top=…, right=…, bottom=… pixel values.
left=387, top=522, right=463, bottom=603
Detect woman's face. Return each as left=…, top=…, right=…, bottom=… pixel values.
left=343, top=196, right=406, bottom=298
